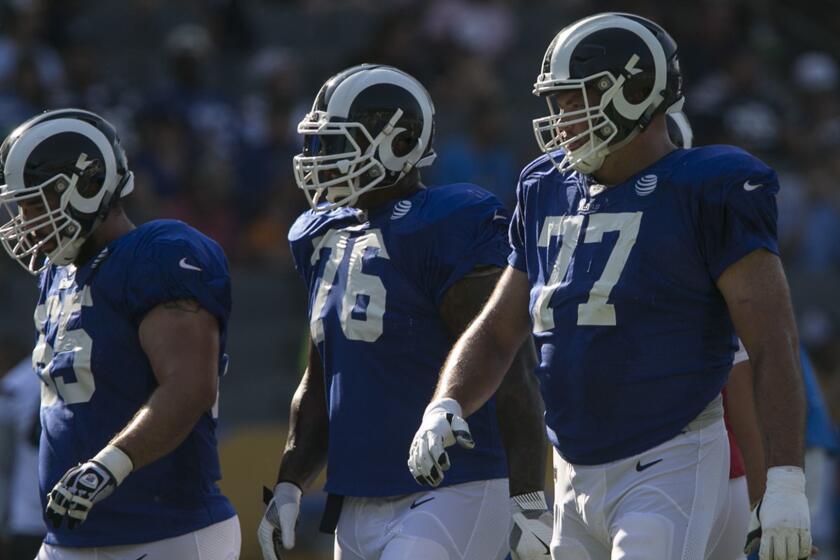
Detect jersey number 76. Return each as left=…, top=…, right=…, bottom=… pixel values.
left=309, top=229, right=389, bottom=343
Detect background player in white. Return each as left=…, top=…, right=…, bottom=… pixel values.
left=0, top=356, right=45, bottom=560
left=409, top=13, right=810, bottom=560
left=0, top=109, right=240, bottom=559
left=258, top=64, right=550, bottom=560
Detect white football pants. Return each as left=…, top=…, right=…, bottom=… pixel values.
left=334, top=478, right=510, bottom=560
left=706, top=476, right=750, bottom=560
left=36, top=515, right=240, bottom=560
left=551, top=414, right=729, bottom=559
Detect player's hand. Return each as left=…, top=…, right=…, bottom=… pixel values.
left=45, top=445, right=133, bottom=529
left=258, top=481, right=302, bottom=560
left=744, top=466, right=811, bottom=560
left=407, top=398, right=474, bottom=487
left=510, top=491, right=553, bottom=559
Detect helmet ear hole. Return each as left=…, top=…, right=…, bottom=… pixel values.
left=77, top=159, right=106, bottom=198
left=390, top=129, right=416, bottom=158
left=623, top=73, right=654, bottom=105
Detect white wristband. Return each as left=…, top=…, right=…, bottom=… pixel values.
left=766, top=466, right=806, bottom=493
left=92, top=445, right=134, bottom=484
left=274, top=481, right=303, bottom=503
left=512, top=491, right=548, bottom=511
left=425, top=397, right=463, bottom=417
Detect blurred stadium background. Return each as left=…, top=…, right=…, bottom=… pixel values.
left=0, top=0, right=839, bottom=558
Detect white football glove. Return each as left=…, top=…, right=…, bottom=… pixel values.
left=45, top=445, right=133, bottom=529
left=407, top=398, right=474, bottom=487
left=744, top=466, right=811, bottom=560
left=510, top=491, right=553, bottom=559
left=258, top=481, right=302, bottom=560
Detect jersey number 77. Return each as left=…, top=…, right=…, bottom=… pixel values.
left=533, top=212, right=642, bottom=331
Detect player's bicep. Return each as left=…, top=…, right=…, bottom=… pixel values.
left=716, top=248, right=798, bottom=362
left=442, top=265, right=533, bottom=351
left=439, top=266, right=503, bottom=336
left=138, top=299, right=220, bottom=409
left=296, top=339, right=326, bottom=407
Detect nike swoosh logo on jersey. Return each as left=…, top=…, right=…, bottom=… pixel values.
left=410, top=496, right=435, bottom=509
left=179, top=257, right=202, bottom=272
left=635, top=458, right=663, bottom=472
left=743, top=180, right=764, bottom=191
left=135, top=555, right=148, bottom=560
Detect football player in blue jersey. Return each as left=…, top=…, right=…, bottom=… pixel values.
left=0, top=109, right=240, bottom=559
left=409, top=13, right=812, bottom=560
left=257, top=64, right=549, bottom=560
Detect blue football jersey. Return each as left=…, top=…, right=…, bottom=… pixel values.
left=289, top=184, right=510, bottom=496
left=509, top=146, right=780, bottom=465
left=35, top=220, right=235, bottom=547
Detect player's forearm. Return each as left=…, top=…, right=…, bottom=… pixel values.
left=110, top=379, right=217, bottom=470
left=276, top=370, right=328, bottom=490
left=436, top=267, right=533, bottom=417
left=496, top=341, right=547, bottom=496
left=752, top=342, right=806, bottom=468
left=435, top=315, right=523, bottom=417
left=726, top=363, right=767, bottom=503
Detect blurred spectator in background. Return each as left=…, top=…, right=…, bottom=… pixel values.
left=155, top=23, right=240, bottom=160
left=422, top=0, right=515, bottom=60
left=0, top=2, right=64, bottom=94
left=237, top=47, right=307, bottom=263
left=0, top=50, right=53, bottom=134
left=428, top=94, right=517, bottom=207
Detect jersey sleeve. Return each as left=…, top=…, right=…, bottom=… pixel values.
left=125, top=235, right=232, bottom=330
left=733, top=338, right=749, bottom=365
left=421, top=195, right=510, bottom=307
left=508, top=174, right=528, bottom=272
left=287, top=212, right=321, bottom=285
left=698, top=154, right=780, bottom=279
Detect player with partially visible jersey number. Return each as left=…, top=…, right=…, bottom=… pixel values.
left=258, top=64, right=548, bottom=560
left=409, top=13, right=810, bottom=560
left=0, top=110, right=240, bottom=559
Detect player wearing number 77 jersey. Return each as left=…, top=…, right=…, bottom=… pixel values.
left=259, top=64, right=548, bottom=560
left=409, top=12, right=811, bottom=560
left=0, top=109, right=240, bottom=559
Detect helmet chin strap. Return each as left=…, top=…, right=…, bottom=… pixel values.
left=572, top=149, right=606, bottom=174
left=47, top=234, right=85, bottom=266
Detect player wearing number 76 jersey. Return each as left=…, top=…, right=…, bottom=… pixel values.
left=0, top=110, right=240, bottom=559
left=409, top=12, right=811, bottom=560
left=259, top=64, right=548, bottom=560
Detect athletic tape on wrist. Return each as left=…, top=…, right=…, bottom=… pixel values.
left=92, top=445, right=134, bottom=484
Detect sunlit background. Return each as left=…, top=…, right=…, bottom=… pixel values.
left=1, top=1, right=839, bottom=558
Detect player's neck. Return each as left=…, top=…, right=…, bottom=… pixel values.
left=591, top=120, right=677, bottom=186
left=74, top=209, right=136, bottom=267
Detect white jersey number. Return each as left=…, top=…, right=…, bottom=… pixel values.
left=533, top=212, right=642, bottom=331
left=33, top=286, right=95, bottom=406
left=309, top=229, right=390, bottom=343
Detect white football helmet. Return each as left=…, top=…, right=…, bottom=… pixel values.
left=533, top=12, right=684, bottom=174
left=293, top=64, right=436, bottom=211
left=666, top=110, right=693, bottom=148
left=0, top=109, right=134, bottom=274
